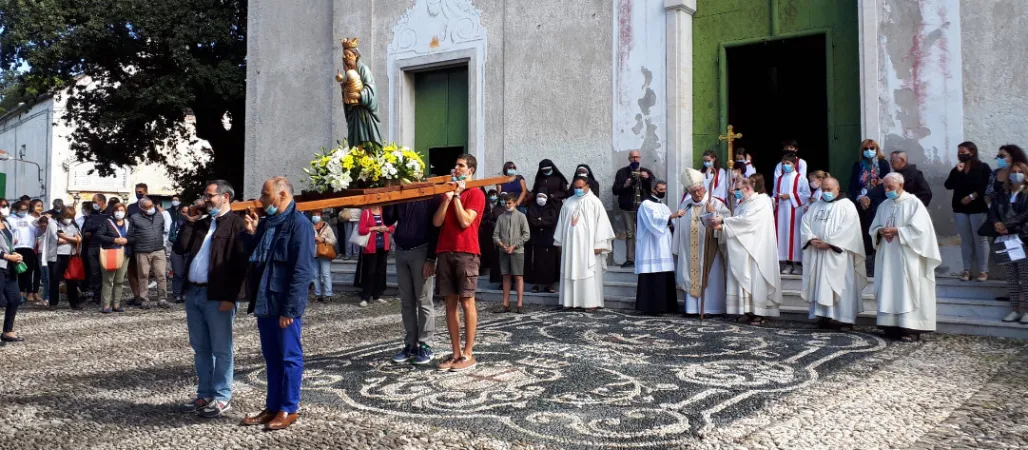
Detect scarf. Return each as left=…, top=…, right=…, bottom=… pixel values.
left=249, top=201, right=295, bottom=263
left=859, top=159, right=881, bottom=191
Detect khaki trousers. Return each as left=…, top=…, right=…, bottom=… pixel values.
left=136, top=251, right=168, bottom=302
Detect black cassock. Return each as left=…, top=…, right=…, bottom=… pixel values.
left=526, top=198, right=561, bottom=287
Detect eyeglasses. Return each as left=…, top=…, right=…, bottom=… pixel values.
left=201, top=193, right=223, bottom=199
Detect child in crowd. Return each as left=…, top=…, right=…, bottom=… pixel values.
left=773, top=154, right=811, bottom=275
left=492, top=193, right=530, bottom=314
left=807, top=170, right=829, bottom=211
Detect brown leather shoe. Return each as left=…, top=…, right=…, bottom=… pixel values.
left=265, top=411, right=299, bottom=431
left=239, top=409, right=276, bottom=426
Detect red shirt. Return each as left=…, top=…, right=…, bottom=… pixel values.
left=436, top=188, right=485, bottom=255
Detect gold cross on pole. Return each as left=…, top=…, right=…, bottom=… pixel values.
left=718, top=125, right=743, bottom=171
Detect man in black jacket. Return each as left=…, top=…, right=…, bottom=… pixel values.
left=612, top=150, right=654, bottom=267
left=128, top=197, right=168, bottom=309
left=889, top=151, right=933, bottom=206
left=82, top=194, right=110, bottom=300
left=174, top=180, right=250, bottom=419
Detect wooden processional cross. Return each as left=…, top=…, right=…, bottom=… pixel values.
left=718, top=125, right=743, bottom=173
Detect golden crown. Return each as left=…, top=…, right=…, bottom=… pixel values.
left=341, top=38, right=360, bottom=49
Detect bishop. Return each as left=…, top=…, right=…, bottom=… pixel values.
left=673, top=168, right=731, bottom=315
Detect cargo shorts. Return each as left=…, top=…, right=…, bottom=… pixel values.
left=436, top=252, right=480, bottom=298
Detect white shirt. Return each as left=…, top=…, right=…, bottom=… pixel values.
left=9, top=214, right=38, bottom=249
left=161, top=210, right=172, bottom=245
left=187, top=217, right=217, bottom=284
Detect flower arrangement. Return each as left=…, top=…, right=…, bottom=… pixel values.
left=304, top=141, right=426, bottom=192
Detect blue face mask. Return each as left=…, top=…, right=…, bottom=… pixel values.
left=488, top=196, right=498, bottom=202
left=451, top=172, right=467, bottom=182
left=506, top=168, right=517, bottom=176
left=996, top=158, right=1008, bottom=169
left=783, top=164, right=795, bottom=173
left=136, top=193, right=145, bottom=200
left=209, top=207, right=221, bottom=217
left=703, top=161, right=713, bottom=168
left=311, top=216, right=322, bottom=224
left=734, top=190, right=744, bottom=200
left=574, top=188, right=585, bottom=198
left=264, top=204, right=278, bottom=216
left=885, top=190, right=899, bottom=200
left=822, top=192, right=835, bottom=202
left=864, top=150, right=876, bottom=159
left=16, top=211, right=27, bottom=218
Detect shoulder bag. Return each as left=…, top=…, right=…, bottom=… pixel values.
left=315, top=223, right=337, bottom=259
left=99, top=220, right=126, bottom=272
left=348, top=211, right=371, bottom=248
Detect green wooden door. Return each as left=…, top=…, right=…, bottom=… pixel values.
left=414, top=66, right=469, bottom=176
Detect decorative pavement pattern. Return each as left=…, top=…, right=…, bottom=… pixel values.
left=2, top=293, right=1028, bottom=449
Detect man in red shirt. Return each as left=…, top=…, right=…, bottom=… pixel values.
left=433, top=154, right=486, bottom=372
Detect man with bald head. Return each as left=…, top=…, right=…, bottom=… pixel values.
left=888, top=151, right=933, bottom=206
left=239, top=176, right=314, bottom=431
left=613, top=150, right=655, bottom=267
left=128, top=196, right=170, bottom=309
left=800, top=177, right=868, bottom=329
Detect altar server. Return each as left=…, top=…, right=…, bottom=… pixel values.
left=635, top=180, right=680, bottom=315
left=555, top=175, right=615, bottom=310
left=773, top=153, right=811, bottom=274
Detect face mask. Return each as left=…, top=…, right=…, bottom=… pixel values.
left=208, top=207, right=221, bottom=217
left=312, top=216, right=322, bottom=224
left=488, top=196, right=498, bottom=202
left=264, top=205, right=278, bottom=216
left=734, top=190, right=744, bottom=200
left=172, top=201, right=181, bottom=207
left=505, top=205, right=515, bottom=212
left=536, top=197, right=547, bottom=206
left=506, top=168, right=517, bottom=176
left=629, top=161, right=640, bottom=170
left=783, top=164, right=794, bottom=173
left=34, top=206, right=43, bottom=213
left=542, top=168, right=553, bottom=176
left=136, top=193, right=145, bottom=200
left=1011, top=172, right=1026, bottom=184
left=0, top=208, right=9, bottom=216
left=996, top=158, right=1009, bottom=169
left=16, top=211, right=27, bottom=218
left=145, top=208, right=156, bottom=216
left=654, top=191, right=666, bottom=199
left=62, top=219, right=73, bottom=225
left=451, top=172, right=467, bottom=182
left=810, top=182, right=820, bottom=190
left=958, top=154, right=972, bottom=163
left=736, top=160, right=746, bottom=166
left=703, top=161, right=713, bottom=168
left=574, top=188, right=585, bottom=198
left=885, top=190, right=898, bottom=200
left=92, top=203, right=100, bottom=211
left=822, top=192, right=835, bottom=202
left=55, top=207, right=63, bottom=213
left=114, top=211, right=126, bottom=220
left=864, top=150, right=876, bottom=159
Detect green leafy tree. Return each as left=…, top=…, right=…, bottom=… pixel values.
left=0, top=69, right=34, bottom=116
left=0, top=0, right=246, bottom=198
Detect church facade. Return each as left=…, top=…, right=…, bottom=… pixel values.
left=246, top=0, right=1026, bottom=273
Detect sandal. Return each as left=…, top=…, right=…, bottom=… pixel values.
left=546, top=287, right=557, bottom=294
left=736, top=315, right=754, bottom=324
left=899, top=334, right=921, bottom=342
left=530, top=286, right=540, bottom=293
left=751, top=317, right=768, bottom=325
left=493, top=305, right=511, bottom=314
left=515, top=305, right=524, bottom=314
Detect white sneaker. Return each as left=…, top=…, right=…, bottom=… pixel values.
left=1020, top=314, right=1028, bottom=325
left=1002, top=311, right=1021, bottom=322
left=359, top=300, right=368, bottom=307
left=375, top=298, right=387, bottom=304
left=148, top=281, right=157, bottom=289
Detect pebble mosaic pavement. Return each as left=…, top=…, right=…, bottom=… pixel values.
left=2, top=292, right=1027, bottom=450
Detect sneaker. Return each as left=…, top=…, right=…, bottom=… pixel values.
left=316, top=296, right=324, bottom=303
left=1003, top=311, right=1022, bottom=322
left=437, top=355, right=460, bottom=371
left=199, top=400, right=232, bottom=418
left=515, top=305, right=524, bottom=314
left=157, top=300, right=171, bottom=309
left=127, top=297, right=143, bottom=306
left=139, top=301, right=153, bottom=310
left=959, top=270, right=972, bottom=281
left=621, top=261, right=634, bottom=268
left=976, top=272, right=989, bottom=282
left=112, top=307, right=124, bottom=313
left=101, top=307, right=112, bottom=314
left=1020, top=314, right=1028, bottom=325
left=179, top=397, right=212, bottom=413
left=359, top=300, right=368, bottom=307
left=375, top=298, right=387, bottom=304
left=174, top=296, right=185, bottom=304
left=449, top=355, right=477, bottom=372
left=148, top=281, right=157, bottom=289
left=792, top=265, right=803, bottom=275
left=412, top=343, right=434, bottom=365
left=391, top=346, right=415, bottom=364
left=493, top=305, right=511, bottom=314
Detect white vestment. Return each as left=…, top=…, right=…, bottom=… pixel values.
left=773, top=171, right=811, bottom=262
left=870, top=192, right=941, bottom=331
left=672, top=193, right=731, bottom=314
left=635, top=197, right=675, bottom=274
left=703, top=168, right=730, bottom=204
left=721, top=193, right=783, bottom=316
left=554, top=191, right=616, bottom=308
left=801, top=199, right=868, bottom=324
left=741, top=161, right=757, bottom=178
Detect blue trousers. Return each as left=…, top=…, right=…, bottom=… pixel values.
left=257, top=315, right=303, bottom=413
left=184, top=285, right=236, bottom=401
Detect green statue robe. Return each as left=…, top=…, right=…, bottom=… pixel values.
left=345, top=62, right=383, bottom=146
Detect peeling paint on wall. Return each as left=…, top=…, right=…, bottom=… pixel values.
left=612, top=0, right=666, bottom=173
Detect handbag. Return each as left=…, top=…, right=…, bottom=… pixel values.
left=99, top=219, right=127, bottom=272
left=315, top=223, right=337, bottom=259
left=64, top=241, right=85, bottom=281
left=1, top=230, right=27, bottom=274
left=349, top=212, right=371, bottom=248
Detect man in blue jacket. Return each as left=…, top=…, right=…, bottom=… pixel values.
left=238, top=177, right=315, bottom=431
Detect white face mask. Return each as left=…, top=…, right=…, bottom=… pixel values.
left=0, top=207, right=9, bottom=216
left=171, top=201, right=181, bottom=207
left=62, top=219, right=73, bottom=225
left=114, top=211, right=126, bottom=220
left=809, top=182, right=820, bottom=190
left=145, top=208, right=156, bottom=216
left=536, top=197, right=547, bottom=206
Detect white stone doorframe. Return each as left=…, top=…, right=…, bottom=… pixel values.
left=387, top=48, right=485, bottom=175
left=664, top=0, right=697, bottom=206
left=857, top=0, right=880, bottom=143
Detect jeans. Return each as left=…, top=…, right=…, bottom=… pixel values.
left=620, top=210, right=637, bottom=262
left=340, top=222, right=359, bottom=257
left=312, top=258, right=333, bottom=297
left=41, top=261, right=51, bottom=300
left=396, top=245, right=435, bottom=348
left=136, top=251, right=168, bottom=302
left=49, top=255, right=81, bottom=308
left=15, top=248, right=40, bottom=293
left=170, top=252, right=187, bottom=298
left=185, top=285, right=237, bottom=402
left=2, top=268, right=20, bottom=333
left=101, top=257, right=129, bottom=309
left=954, top=212, right=990, bottom=272
left=257, top=315, right=303, bottom=413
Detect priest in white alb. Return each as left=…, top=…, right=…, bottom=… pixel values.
left=710, top=177, right=782, bottom=324
left=554, top=175, right=616, bottom=311
left=800, top=177, right=868, bottom=329
left=870, top=172, right=942, bottom=341
left=635, top=180, right=680, bottom=315
left=673, top=168, right=731, bottom=316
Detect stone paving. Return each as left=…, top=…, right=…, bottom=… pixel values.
left=2, top=292, right=1027, bottom=449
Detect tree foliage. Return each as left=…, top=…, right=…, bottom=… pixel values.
left=0, top=0, right=247, bottom=198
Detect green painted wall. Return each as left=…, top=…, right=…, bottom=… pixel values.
left=693, top=0, right=860, bottom=185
